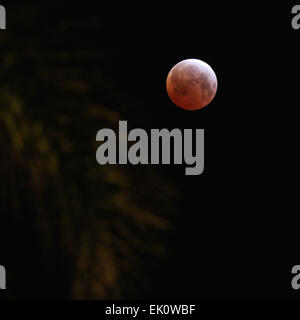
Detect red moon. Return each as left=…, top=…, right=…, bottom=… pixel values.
left=166, top=59, right=217, bottom=110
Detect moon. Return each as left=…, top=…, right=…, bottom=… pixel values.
left=166, top=59, right=218, bottom=110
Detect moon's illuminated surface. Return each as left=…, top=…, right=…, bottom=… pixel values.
left=166, top=59, right=218, bottom=110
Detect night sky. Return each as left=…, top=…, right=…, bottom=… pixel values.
left=0, top=2, right=299, bottom=299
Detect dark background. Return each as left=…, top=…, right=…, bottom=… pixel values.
left=0, top=2, right=299, bottom=299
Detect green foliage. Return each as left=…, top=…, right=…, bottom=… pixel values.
left=0, top=4, right=177, bottom=298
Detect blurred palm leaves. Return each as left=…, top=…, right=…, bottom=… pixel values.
left=0, top=3, right=177, bottom=299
